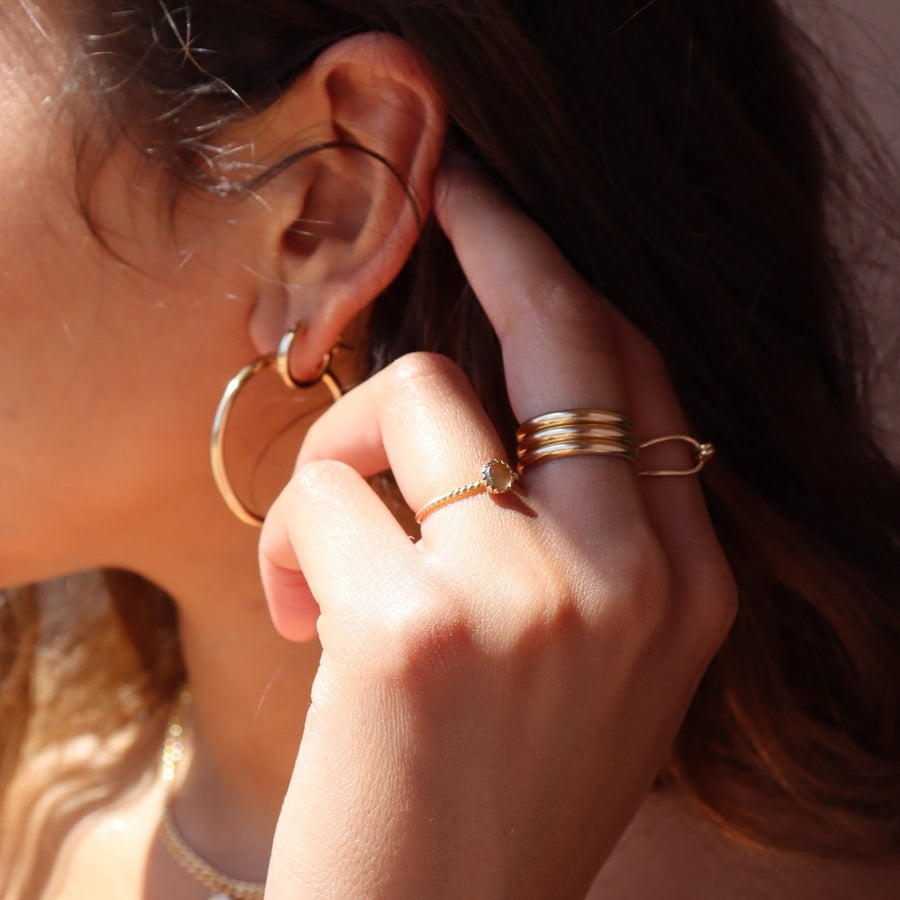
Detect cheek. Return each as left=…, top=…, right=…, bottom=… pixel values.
left=0, top=142, right=104, bottom=445
left=0, top=33, right=111, bottom=419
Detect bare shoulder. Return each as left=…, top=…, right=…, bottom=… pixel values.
left=589, top=790, right=900, bottom=900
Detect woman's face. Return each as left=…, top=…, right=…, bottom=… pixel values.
left=0, top=4, right=273, bottom=586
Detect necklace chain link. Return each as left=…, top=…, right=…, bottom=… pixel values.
left=160, top=688, right=266, bottom=900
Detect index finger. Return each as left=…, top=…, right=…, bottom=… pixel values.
left=433, top=166, right=625, bottom=422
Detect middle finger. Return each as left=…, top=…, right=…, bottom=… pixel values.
left=434, top=167, right=641, bottom=508
left=433, top=167, right=626, bottom=421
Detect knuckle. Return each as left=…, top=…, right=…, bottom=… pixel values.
left=521, top=583, right=584, bottom=651
left=287, top=457, right=353, bottom=501
left=526, top=270, right=584, bottom=317
left=528, top=272, right=580, bottom=314
left=389, top=352, right=472, bottom=414
left=480, top=546, right=580, bottom=636
left=598, top=530, right=673, bottom=632
left=375, top=596, right=478, bottom=694
left=388, top=351, right=469, bottom=395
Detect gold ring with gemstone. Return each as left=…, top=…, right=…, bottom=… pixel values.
left=414, top=459, right=518, bottom=524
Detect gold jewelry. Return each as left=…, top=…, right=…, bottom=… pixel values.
left=211, top=322, right=344, bottom=527
left=516, top=409, right=636, bottom=435
left=414, top=459, right=518, bottom=524
left=516, top=409, right=638, bottom=473
left=636, top=434, right=715, bottom=476
left=160, top=688, right=265, bottom=900
left=515, top=409, right=714, bottom=476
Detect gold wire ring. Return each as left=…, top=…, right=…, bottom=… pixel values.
left=415, top=459, right=518, bottom=524
left=211, top=325, right=344, bottom=527
left=637, top=435, right=715, bottom=476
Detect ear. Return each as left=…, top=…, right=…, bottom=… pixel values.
left=241, top=32, right=446, bottom=379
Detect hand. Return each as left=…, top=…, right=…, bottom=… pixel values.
left=259, top=167, right=736, bottom=898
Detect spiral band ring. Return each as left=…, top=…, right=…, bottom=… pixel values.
left=515, top=409, right=714, bottom=477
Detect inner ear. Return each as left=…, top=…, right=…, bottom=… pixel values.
left=281, top=162, right=373, bottom=261
left=280, top=52, right=437, bottom=279
left=245, top=32, right=446, bottom=369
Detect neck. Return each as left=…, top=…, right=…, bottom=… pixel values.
left=143, top=514, right=320, bottom=883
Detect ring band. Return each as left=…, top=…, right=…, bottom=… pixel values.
left=516, top=409, right=639, bottom=474
left=637, top=435, right=715, bottom=476
left=515, top=408, right=635, bottom=439
left=415, top=459, right=518, bottom=524
left=516, top=424, right=639, bottom=453
left=515, top=409, right=714, bottom=477
left=518, top=439, right=639, bottom=471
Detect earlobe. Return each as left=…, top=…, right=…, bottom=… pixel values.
left=245, top=32, right=446, bottom=378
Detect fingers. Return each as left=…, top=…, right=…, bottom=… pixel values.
left=433, top=166, right=626, bottom=420
left=433, top=165, right=732, bottom=629
left=265, top=165, right=731, bottom=650
left=297, top=168, right=710, bottom=545
left=433, top=166, right=645, bottom=509
left=296, top=353, right=511, bottom=530
left=260, top=459, right=417, bottom=645
left=608, top=307, right=736, bottom=637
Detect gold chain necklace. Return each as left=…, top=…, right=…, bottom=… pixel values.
left=159, top=688, right=266, bottom=900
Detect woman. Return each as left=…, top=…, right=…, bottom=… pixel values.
left=1, top=0, right=898, bottom=896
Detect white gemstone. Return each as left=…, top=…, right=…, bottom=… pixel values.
left=209, top=893, right=232, bottom=900
left=482, top=459, right=515, bottom=493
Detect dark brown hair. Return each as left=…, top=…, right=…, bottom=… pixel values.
left=5, top=0, right=899, bottom=862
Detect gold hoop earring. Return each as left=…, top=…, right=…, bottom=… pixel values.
left=210, top=323, right=344, bottom=527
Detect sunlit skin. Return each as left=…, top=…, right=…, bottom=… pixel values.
left=1, top=5, right=328, bottom=891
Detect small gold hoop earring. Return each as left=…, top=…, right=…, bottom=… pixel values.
left=210, top=323, right=344, bottom=527
left=274, top=321, right=342, bottom=394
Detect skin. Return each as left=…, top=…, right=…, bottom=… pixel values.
left=3, top=3, right=896, bottom=898
left=259, top=167, right=736, bottom=897
left=1, top=2, right=325, bottom=890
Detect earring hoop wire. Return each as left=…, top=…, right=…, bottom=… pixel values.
left=210, top=325, right=343, bottom=527
left=275, top=321, right=341, bottom=394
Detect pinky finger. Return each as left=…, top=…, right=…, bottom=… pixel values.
left=259, top=459, right=418, bottom=647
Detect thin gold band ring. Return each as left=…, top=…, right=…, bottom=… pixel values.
left=414, top=459, right=519, bottom=524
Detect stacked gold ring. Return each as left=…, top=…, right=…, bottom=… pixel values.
left=516, top=409, right=714, bottom=477
left=516, top=409, right=639, bottom=474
